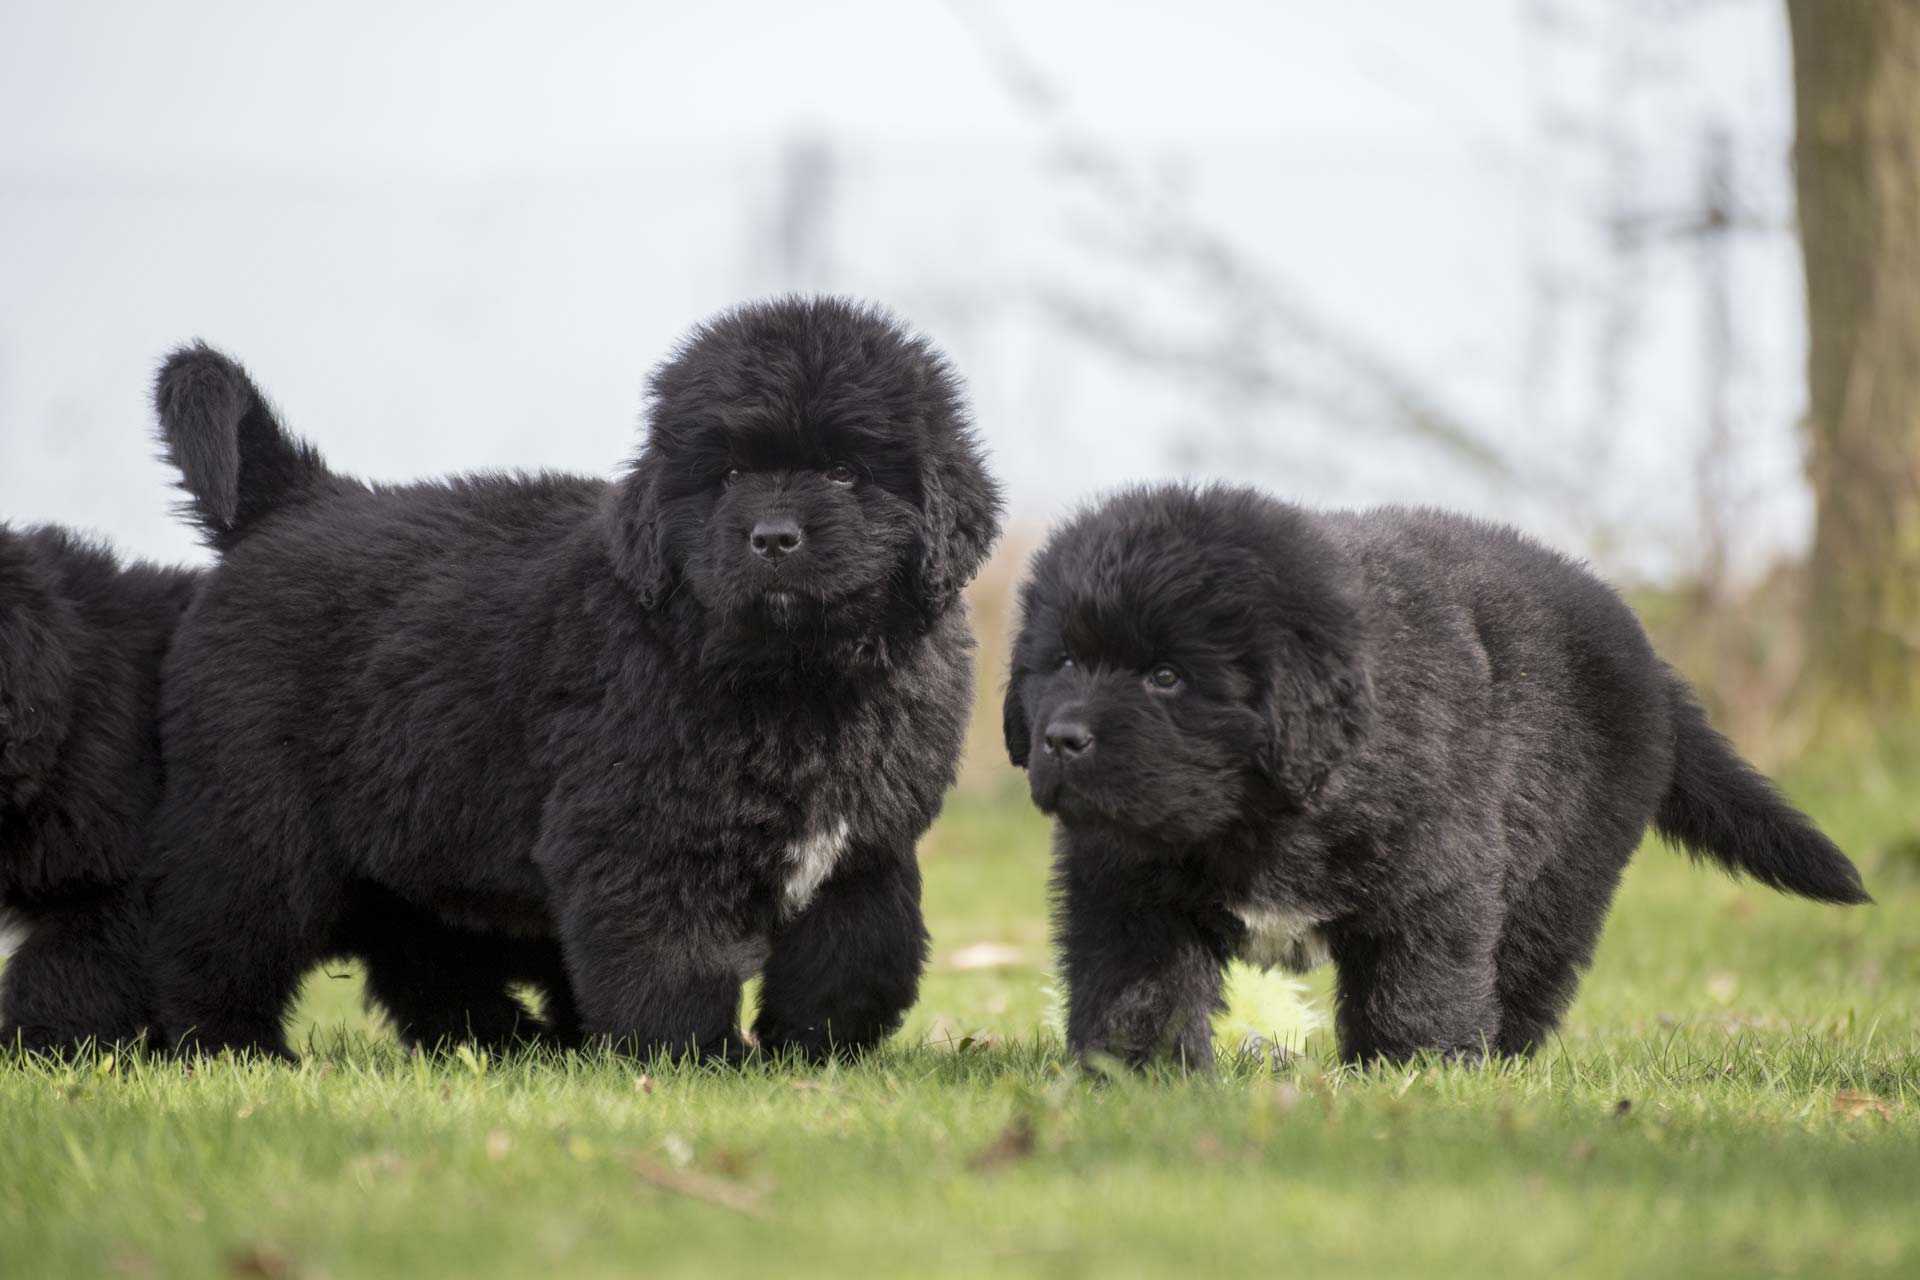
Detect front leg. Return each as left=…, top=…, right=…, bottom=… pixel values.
left=754, top=847, right=927, bottom=1061
left=1058, top=860, right=1226, bottom=1074
left=546, top=848, right=751, bottom=1063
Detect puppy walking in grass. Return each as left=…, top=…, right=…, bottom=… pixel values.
left=147, top=297, right=1001, bottom=1063
left=1003, top=484, right=1868, bottom=1070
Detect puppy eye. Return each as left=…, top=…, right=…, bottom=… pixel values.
left=825, top=463, right=856, bottom=485
left=724, top=468, right=742, bottom=488
left=1147, top=665, right=1181, bottom=691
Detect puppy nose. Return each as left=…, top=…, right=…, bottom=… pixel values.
left=1043, top=720, right=1094, bottom=760
left=750, top=517, right=803, bottom=560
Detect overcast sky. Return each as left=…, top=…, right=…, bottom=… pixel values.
left=1, top=0, right=1805, bottom=579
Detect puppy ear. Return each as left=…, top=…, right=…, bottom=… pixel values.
left=1002, top=669, right=1032, bottom=768
left=916, top=433, right=1004, bottom=614
left=1256, top=636, right=1372, bottom=802
left=607, top=467, right=673, bottom=609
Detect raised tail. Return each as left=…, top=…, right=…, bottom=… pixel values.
left=153, top=343, right=328, bottom=553
left=1654, top=669, right=1869, bottom=905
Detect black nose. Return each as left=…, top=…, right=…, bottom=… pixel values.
left=1043, top=720, right=1093, bottom=760
left=750, top=517, right=803, bottom=560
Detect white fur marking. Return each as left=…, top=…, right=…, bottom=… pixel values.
left=783, top=818, right=851, bottom=915
left=0, top=909, right=29, bottom=959
left=1235, top=907, right=1331, bottom=975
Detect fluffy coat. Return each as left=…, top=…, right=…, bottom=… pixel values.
left=147, top=296, right=1002, bottom=1061
left=1003, top=484, right=1868, bottom=1069
left=0, top=525, right=197, bottom=1053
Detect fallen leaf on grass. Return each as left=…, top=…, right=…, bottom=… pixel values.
left=226, top=1246, right=296, bottom=1279
left=486, top=1131, right=512, bottom=1162
left=968, top=1116, right=1036, bottom=1173
left=109, top=1246, right=155, bottom=1279
left=1831, top=1090, right=1894, bottom=1121
left=630, top=1155, right=769, bottom=1217
left=633, top=1074, right=655, bottom=1095
left=789, top=1080, right=848, bottom=1098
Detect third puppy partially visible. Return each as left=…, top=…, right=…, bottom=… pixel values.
left=1, top=524, right=197, bottom=1054
left=1004, top=484, right=1867, bottom=1070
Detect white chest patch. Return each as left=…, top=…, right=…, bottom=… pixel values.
left=783, top=818, right=851, bottom=916
left=1235, top=907, right=1332, bottom=975
left=0, top=908, right=29, bottom=959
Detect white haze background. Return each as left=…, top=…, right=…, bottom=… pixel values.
left=1, top=0, right=1805, bottom=581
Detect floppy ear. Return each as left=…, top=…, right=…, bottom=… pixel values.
left=607, top=465, right=674, bottom=609
left=1002, top=669, right=1032, bottom=768
left=1256, top=635, right=1373, bottom=802
left=917, top=436, right=1003, bottom=613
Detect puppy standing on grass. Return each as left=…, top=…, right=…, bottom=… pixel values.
left=148, top=296, right=1002, bottom=1062
left=1, top=525, right=198, bottom=1053
left=1003, top=484, right=1868, bottom=1070
left=3, top=527, right=576, bottom=1056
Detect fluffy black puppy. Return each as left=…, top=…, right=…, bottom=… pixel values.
left=155, top=348, right=579, bottom=1054
left=0, top=525, right=198, bottom=1053
left=1004, top=484, right=1868, bottom=1069
left=148, top=296, right=1002, bottom=1062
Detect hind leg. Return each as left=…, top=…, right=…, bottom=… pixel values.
left=0, top=883, right=150, bottom=1056
left=147, top=821, right=338, bottom=1062
left=343, top=886, right=550, bottom=1053
left=1493, top=846, right=1632, bottom=1057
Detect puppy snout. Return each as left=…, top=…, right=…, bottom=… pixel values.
left=1042, top=719, right=1094, bottom=760
left=750, top=517, right=803, bottom=561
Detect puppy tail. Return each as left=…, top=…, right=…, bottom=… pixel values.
left=153, top=343, right=329, bottom=553
left=1654, top=669, right=1869, bottom=905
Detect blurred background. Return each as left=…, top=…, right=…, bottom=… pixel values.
left=3, top=0, right=1915, bottom=781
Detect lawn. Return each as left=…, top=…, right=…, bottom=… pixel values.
left=3, top=759, right=1916, bottom=1278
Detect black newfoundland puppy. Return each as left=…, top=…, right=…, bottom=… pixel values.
left=4, top=528, right=574, bottom=1056
left=1004, top=484, right=1868, bottom=1069
left=1, top=525, right=198, bottom=1053
left=148, top=296, right=1001, bottom=1062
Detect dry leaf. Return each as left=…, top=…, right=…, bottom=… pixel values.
left=968, top=1116, right=1036, bottom=1173
left=630, top=1155, right=768, bottom=1217
left=1831, top=1090, right=1894, bottom=1121
left=226, top=1246, right=295, bottom=1280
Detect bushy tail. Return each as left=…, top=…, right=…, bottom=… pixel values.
left=1654, top=669, right=1869, bottom=905
left=153, top=343, right=328, bottom=553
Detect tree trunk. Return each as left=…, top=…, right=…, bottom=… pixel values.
left=1786, top=0, right=1920, bottom=723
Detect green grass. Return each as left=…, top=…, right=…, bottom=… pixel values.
left=4, top=767, right=1918, bottom=1279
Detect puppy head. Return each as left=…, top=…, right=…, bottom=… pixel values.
left=611, top=296, right=1002, bottom=666
left=0, top=527, right=79, bottom=812
left=1004, top=485, right=1372, bottom=846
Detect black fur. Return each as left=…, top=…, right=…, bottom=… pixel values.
left=0, top=525, right=198, bottom=1054
left=1003, top=484, right=1868, bottom=1070
left=146, top=296, right=1002, bottom=1062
